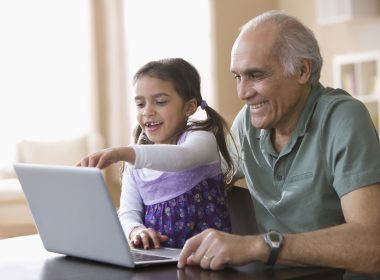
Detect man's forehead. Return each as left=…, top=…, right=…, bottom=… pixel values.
left=230, top=24, right=278, bottom=71
left=235, top=23, right=277, bottom=50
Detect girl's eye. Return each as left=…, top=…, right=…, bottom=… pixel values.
left=156, top=100, right=167, bottom=105
left=135, top=103, right=144, bottom=108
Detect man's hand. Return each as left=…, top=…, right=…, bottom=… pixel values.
left=178, top=229, right=265, bottom=270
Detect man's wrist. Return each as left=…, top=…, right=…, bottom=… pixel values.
left=244, top=235, right=269, bottom=263
left=263, top=230, right=284, bottom=265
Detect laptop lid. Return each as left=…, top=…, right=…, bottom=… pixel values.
left=13, top=163, right=180, bottom=268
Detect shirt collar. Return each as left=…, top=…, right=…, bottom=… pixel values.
left=295, top=82, right=323, bottom=136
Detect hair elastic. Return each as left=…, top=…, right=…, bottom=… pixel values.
left=200, top=99, right=208, bottom=110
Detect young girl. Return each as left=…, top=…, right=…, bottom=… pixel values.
left=78, top=58, right=234, bottom=249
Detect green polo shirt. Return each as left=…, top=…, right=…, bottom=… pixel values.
left=231, top=83, right=380, bottom=233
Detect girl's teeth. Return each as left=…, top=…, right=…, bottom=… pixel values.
left=146, top=121, right=160, bottom=127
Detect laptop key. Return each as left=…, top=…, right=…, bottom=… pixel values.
left=131, top=251, right=172, bottom=262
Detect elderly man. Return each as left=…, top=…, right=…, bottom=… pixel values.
left=178, top=10, right=380, bottom=274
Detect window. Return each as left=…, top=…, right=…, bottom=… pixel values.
left=123, top=0, right=213, bottom=128
left=0, top=0, right=92, bottom=171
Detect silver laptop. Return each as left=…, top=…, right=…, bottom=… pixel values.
left=13, top=163, right=181, bottom=268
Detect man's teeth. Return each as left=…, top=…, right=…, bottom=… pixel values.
left=250, top=102, right=266, bottom=109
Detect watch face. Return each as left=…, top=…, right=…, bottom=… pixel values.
left=266, top=231, right=283, bottom=248
left=264, top=231, right=283, bottom=265
left=269, top=232, right=281, bottom=242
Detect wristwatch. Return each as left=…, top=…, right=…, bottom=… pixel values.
left=263, top=230, right=283, bottom=265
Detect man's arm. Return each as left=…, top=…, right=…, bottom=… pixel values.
left=279, top=183, right=380, bottom=273
left=178, top=183, right=380, bottom=274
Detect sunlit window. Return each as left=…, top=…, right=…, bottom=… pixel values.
left=0, top=0, right=92, bottom=170
left=123, top=0, right=213, bottom=126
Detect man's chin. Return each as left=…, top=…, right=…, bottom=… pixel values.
left=250, top=120, right=269, bottom=130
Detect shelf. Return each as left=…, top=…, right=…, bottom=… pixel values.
left=316, top=0, right=379, bottom=25
left=333, top=51, right=380, bottom=134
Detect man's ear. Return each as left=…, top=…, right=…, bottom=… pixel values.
left=185, top=98, right=198, bottom=116
left=299, top=59, right=312, bottom=84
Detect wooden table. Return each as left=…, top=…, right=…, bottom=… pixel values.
left=0, top=234, right=359, bottom=280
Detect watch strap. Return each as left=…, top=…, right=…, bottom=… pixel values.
left=265, top=245, right=280, bottom=266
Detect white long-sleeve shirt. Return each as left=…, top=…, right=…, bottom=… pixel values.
left=117, top=130, right=221, bottom=239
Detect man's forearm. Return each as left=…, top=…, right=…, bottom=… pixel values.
left=277, top=223, right=380, bottom=274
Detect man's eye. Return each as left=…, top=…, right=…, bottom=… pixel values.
left=233, top=74, right=241, bottom=81
left=250, top=73, right=261, bottom=79
left=136, top=103, right=144, bottom=108
left=250, top=71, right=269, bottom=81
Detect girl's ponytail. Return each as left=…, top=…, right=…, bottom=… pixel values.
left=189, top=101, right=235, bottom=186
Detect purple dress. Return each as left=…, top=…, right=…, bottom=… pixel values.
left=130, top=133, right=231, bottom=248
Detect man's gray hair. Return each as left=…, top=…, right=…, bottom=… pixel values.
left=242, top=10, right=323, bottom=85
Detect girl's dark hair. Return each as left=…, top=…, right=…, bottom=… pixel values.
left=133, top=58, right=235, bottom=185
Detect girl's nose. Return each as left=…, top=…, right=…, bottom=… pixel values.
left=142, top=104, right=154, bottom=116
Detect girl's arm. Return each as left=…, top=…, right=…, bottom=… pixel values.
left=131, top=130, right=219, bottom=171
left=77, top=130, right=218, bottom=171
left=118, top=167, right=168, bottom=248
left=117, top=167, right=145, bottom=240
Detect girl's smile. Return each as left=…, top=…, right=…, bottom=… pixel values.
left=144, top=121, right=163, bottom=131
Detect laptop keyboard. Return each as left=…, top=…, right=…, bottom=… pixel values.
left=131, top=250, right=172, bottom=262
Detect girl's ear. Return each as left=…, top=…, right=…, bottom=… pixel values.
left=185, top=98, right=198, bottom=116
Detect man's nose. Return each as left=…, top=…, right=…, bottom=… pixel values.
left=237, top=80, right=254, bottom=101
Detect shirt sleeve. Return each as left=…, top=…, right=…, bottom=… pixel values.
left=323, top=98, right=380, bottom=196
left=229, top=106, right=247, bottom=180
left=130, top=130, right=220, bottom=171
left=117, top=166, right=146, bottom=240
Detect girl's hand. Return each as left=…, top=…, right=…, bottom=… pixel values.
left=130, top=227, right=169, bottom=249
left=76, top=147, right=135, bottom=169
